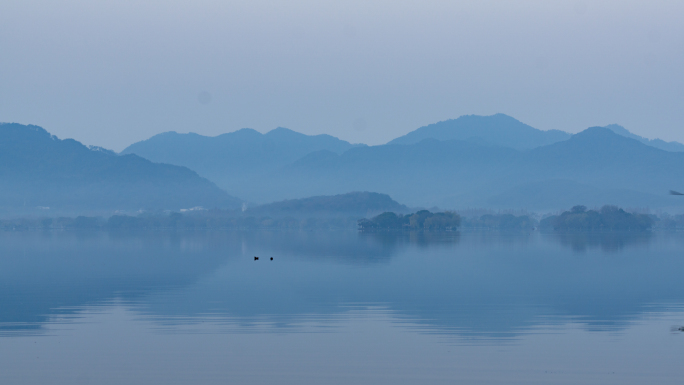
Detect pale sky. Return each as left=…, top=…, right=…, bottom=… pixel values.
left=1, top=0, right=682, bottom=151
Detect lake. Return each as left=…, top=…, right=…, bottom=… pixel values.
left=1, top=229, right=683, bottom=384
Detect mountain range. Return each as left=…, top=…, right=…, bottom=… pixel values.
left=274, top=127, right=684, bottom=209
left=0, top=123, right=241, bottom=216
left=120, top=115, right=684, bottom=210
left=121, top=127, right=359, bottom=199
left=4, top=114, right=684, bottom=214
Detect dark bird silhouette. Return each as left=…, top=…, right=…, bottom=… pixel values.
left=670, top=190, right=684, bottom=195
left=254, top=256, right=259, bottom=260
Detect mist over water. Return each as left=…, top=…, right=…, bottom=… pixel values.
left=1, top=229, right=683, bottom=384
left=3, top=1, right=684, bottom=383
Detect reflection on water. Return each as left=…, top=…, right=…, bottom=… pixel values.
left=1, top=229, right=684, bottom=384
left=543, top=231, right=654, bottom=252
left=1, top=230, right=684, bottom=335
left=360, top=230, right=461, bottom=249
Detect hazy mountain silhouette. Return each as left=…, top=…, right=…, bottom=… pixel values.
left=120, top=124, right=684, bottom=210
left=486, top=180, right=668, bottom=210
left=604, top=124, right=684, bottom=152
left=267, top=139, right=520, bottom=207
left=119, top=115, right=684, bottom=207
left=9, top=116, right=682, bottom=213
left=121, top=127, right=359, bottom=200
left=245, top=192, right=410, bottom=218
left=271, top=127, right=684, bottom=209
left=388, top=114, right=684, bottom=153
left=0, top=123, right=242, bottom=215
left=387, top=114, right=571, bottom=150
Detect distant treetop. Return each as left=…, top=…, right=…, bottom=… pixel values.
left=541, top=205, right=652, bottom=231
left=358, top=210, right=460, bottom=231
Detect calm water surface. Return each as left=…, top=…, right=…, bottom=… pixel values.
left=1, top=230, right=683, bottom=384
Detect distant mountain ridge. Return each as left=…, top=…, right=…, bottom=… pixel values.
left=6, top=113, right=683, bottom=215
left=118, top=116, right=684, bottom=210
left=387, top=114, right=684, bottom=153
left=0, top=123, right=242, bottom=216
left=271, top=127, right=684, bottom=210
left=603, top=124, right=684, bottom=152
left=123, top=127, right=355, bottom=162
left=121, top=127, right=360, bottom=201
left=387, top=114, right=571, bottom=150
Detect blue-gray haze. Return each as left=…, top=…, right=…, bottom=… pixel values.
left=1, top=0, right=683, bottom=151
left=120, top=117, right=684, bottom=210
left=2, top=230, right=684, bottom=384
left=5, top=116, right=684, bottom=214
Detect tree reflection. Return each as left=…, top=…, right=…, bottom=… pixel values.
left=544, top=231, right=653, bottom=252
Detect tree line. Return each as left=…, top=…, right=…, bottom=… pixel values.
left=0, top=212, right=359, bottom=231
left=358, top=210, right=461, bottom=231
left=540, top=205, right=653, bottom=231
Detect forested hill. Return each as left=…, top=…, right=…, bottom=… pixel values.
left=245, top=192, right=410, bottom=218
left=540, top=205, right=653, bottom=231
left=0, top=123, right=242, bottom=215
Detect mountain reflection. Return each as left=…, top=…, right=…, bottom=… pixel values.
left=1, top=229, right=682, bottom=339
